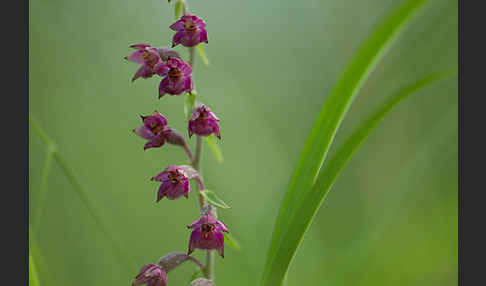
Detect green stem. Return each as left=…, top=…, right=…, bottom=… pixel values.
left=182, top=0, right=213, bottom=279
left=29, top=114, right=136, bottom=273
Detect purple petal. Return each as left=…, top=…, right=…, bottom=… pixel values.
left=169, top=19, right=185, bottom=31
left=194, top=17, right=206, bottom=28
left=157, top=184, right=169, bottom=202
left=134, top=126, right=155, bottom=140
left=183, top=76, right=193, bottom=92
left=199, top=29, right=208, bottom=43
left=179, top=60, right=193, bottom=76
left=172, top=30, right=185, bottom=47
left=144, top=134, right=166, bottom=150
left=132, top=64, right=154, bottom=82
left=188, top=229, right=201, bottom=254
left=130, top=43, right=152, bottom=50
left=125, top=50, right=145, bottom=64
left=215, top=232, right=225, bottom=257
left=215, top=221, right=229, bottom=233
left=180, top=32, right=200, bottom=47
left=159, top=77, right=170, bottom=98
left=154, top=63, right=169, bottom=77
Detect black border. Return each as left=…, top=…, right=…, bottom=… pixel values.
left=0, top=0, right=29, bottom=284
left=459, top=0, right=485, bottom=285
left=11, top=0, right=480, bottom=285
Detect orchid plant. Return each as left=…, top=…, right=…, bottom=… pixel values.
left=125, top=1, right=225, bottom=285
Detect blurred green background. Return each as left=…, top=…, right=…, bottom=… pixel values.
left=29, top=0, right=457, bottom=285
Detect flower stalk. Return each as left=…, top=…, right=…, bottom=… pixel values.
left=125, top=0, right=226, bottom=284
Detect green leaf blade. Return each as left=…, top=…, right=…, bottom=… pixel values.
left=185, top=92, right=197, bottom=120
left=206, top=134, right=223, bottom=163
left=223, top=232, right=242, bottom=251
left=196, top=44, right=210, bottom=67
left=263, top=1, right=431, bottom=284
left=200, top=190, right=230, bottom=209
left=174, top=0, right=184, bottom=21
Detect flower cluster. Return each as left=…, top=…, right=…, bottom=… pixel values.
left=126, top=4, right=228, bottom=285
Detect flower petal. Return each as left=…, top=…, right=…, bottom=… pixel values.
left=134, top=126, right=155, bottom=140
left=169, top=19, right=185, bottom=31
left=130, top=43, right=152, bottom=50
left=199, top=29, right=208, bottom=43
left=125, top=50, right=145, bottom=64
left=172, top=30, right=185, bottom=47
left=132, top=64, right=154, bottom=82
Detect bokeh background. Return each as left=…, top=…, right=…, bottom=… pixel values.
left=29, top=0, right=457, bottom=285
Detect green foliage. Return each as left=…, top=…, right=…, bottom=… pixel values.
left=223, top=232, right=242, bottom=251
left=29, top=250, right=41, bottom=286
left=174, top=0, right=185, bottom=21
left=206, top=134, right=224, bottom=163
left=29, top=115, right=136, bottom=273
left=196, top=44, right=210, bottom=67
left=262, top=0, right=434, bottom=284
left=185, top=92, right=197, bottom=120
left=200, top=190, right=231, bottom=209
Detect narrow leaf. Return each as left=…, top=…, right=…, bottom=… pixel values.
left=29, top=250, right=41, bottom=286
left=185, top=92, right=197, bottom=120
left=264, top=70, right=453, bottom=285
left=29, top=229, right=52, bottom=286
left=200, top=190, right=230, bottom=209
left=223, top=232, right=242, bottom=251
left=33, top=148, right=54, bottom=233
left=262, top=1, right=430, bottom=284
left=196, top=44, right=210, bottom=66
left=29, top=115, right=136, bottom=273
left=174, top=0, right=184, bottom=21
left=205, top=134, right=224, bottom=163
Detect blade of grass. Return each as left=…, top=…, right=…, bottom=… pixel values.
left=29, top=250, right=41, bottom=286
left=29, top=227, right=51, bottom=286
left=263, top=0, right=430, bottom=284
left=32, top=148, right=55, bottom=234
left=29, top=114, right=136, bottom=273
left=264, top=71, right=455, bottom=285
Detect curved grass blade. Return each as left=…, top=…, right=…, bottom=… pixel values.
left=263, top=1, right=430, bottom=284
left=206, top=134, right=224, bottom=163
left=29, top=115, right=136, bottom=273
left=29, top=228, right=51, bottom=286
left=264, top=71, right=455, bottom=285
left=29, top=250, right=40, bottom=286
left=32, top=148, right=55, bottom=234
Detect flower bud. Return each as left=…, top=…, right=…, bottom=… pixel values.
left=132, top=264, right=167, bottom=286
